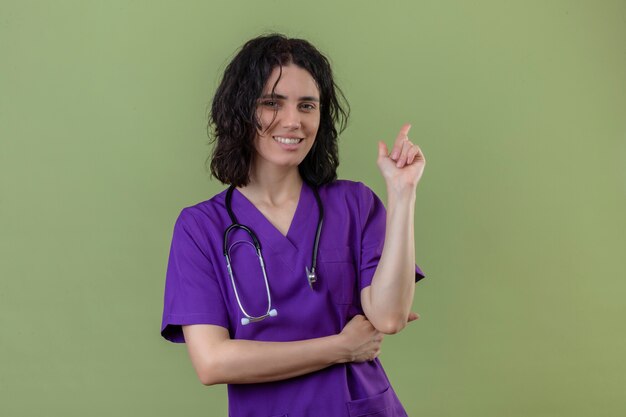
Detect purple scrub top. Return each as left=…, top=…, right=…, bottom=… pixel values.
left=161, top=179, right=425, bottom=417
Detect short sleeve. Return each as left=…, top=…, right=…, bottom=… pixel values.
left=160, top=208, right=229, bottom=343
left=356, top=182, right=425, bottom=291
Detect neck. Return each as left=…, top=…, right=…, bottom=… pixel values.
left=237, top=161, right=303, bottom=206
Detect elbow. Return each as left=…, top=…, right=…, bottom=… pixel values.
left=376, top=317, right=408, bottom=335
left=200, top=377, right=219, bottom=387
left=199, top=369, right=226, bottom=387
left=364, top=304, right=410, bottom=334
left=379, top=322, right=406, bottom=335
left=199, top=372, right=218, bottom=386
left=197, top=367, right=217, bottom=386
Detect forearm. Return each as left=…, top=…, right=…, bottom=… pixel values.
left=367, top=187, right=416, bottom=332
left=206, top=334, right=347, bottom=385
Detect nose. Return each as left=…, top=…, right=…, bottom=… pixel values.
left=281, top=105, right=301, bottom=130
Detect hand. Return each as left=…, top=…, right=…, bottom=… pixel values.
left=338, top=315, right=383, bottom=363
left=337, top=312, right=420, bottom=363
left=377, top=124, right=426, bottom=192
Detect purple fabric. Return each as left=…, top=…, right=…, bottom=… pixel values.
left=161, top=179, right=425, bottom=417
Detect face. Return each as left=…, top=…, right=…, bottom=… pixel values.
left=252, top=64, right=321, bottom=172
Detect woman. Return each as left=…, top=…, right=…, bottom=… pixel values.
left=161, top=33, right=426, bottom=417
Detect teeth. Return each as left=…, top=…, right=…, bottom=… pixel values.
left=273, top=136, right=303, bottom=144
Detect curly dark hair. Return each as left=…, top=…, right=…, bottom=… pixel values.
left=207, top=33, right=350, bottom=187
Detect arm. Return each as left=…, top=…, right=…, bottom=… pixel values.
left=361, top=123, right=426, bottom=335
left=361, top=189, right=416, bottom=334
left=183, top=315, right=382, bottom=385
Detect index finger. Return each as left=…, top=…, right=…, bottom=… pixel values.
left=391, top=123, right=412, bottom=160
left=397, top=123, right=411, bottom=141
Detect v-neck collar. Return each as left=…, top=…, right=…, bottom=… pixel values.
left=231, top=182, right=315, bottom=271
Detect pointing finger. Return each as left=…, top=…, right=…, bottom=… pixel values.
left=397, top=123, right=411, bottom=139
left=391, top=123, right=412, bottom=160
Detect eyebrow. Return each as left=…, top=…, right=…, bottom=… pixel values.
left=260, top=93, right=320, bottom=102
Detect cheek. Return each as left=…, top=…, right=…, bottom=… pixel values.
left=253, top=135, right=267, bottom=153
left=254, top=109, right=271, bottom=134
left=311, top=121, right=321, bottom=139
left=261, top=108, right=281, bottom=131
left=307, top=114, right=321, bottom=132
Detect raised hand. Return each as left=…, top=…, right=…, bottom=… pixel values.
left=377, top=124, right=426, bottom=192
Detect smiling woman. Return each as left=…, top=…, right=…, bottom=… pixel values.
left=252, top=64, right=321, bottom=170
left=208, top=34, right=348, bottom=188
left=160, top=33, right=427, bottom=417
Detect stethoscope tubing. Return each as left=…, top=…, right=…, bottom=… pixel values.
left=223, top=183, right=323, bottom=325
left=225, top=239, right=274, bottom=324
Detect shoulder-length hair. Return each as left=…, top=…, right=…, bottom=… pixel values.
left=207, top=33, right=350, bottom=187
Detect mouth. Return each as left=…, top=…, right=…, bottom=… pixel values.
left=273, top=136, right=304, bottom=145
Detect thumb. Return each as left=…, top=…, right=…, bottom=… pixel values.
left=378, top=141, right=389, bottom=158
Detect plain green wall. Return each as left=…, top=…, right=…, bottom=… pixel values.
left=1, top=0, right=625, bottom=416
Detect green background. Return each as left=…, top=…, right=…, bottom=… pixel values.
left=1, top=0, right=625, bottom=416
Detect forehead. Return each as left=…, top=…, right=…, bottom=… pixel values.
left=263, top=64, right=319, bottom=97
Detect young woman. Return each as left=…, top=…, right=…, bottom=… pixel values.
left=161, top=33, right=426, bottom=417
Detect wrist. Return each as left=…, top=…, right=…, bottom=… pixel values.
left=329, top=334, right=351, bottom=364
left=385, top=187, right=416, bottom=208
left=385, top=181, right=417, bottom=201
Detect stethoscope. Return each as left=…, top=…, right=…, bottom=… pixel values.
left=223, top=183, right=324, bottom=325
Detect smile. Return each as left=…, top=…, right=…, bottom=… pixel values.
left=273, top=136, right=303, bottom=145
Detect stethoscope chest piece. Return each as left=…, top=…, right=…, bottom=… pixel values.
left=305, top=266, right=317, bottom=289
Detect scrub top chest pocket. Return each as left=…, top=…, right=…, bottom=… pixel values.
left=317, top=246, right=356, bottom=305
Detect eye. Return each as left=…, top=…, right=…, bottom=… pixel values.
left=300, top=103, right=317, bottom=111
left=260, top=100, right=279, bottom=108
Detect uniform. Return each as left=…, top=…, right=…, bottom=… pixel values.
left=161, top=179, right=425, bottom=416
